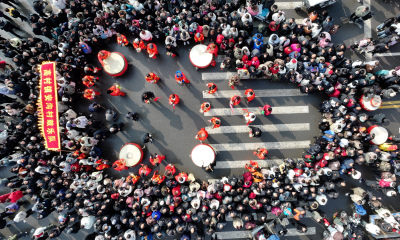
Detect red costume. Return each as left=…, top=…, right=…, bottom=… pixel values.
left=195, top=128, right=208, bottom=142
left=107, top=84, right=126, bottom=96
left=97, top=50, right=110, bottom=66
left=206, top=83, right=218, bottom=94
left=245, top=89, right=255, bottom=103
left=151, top=171, right=165, bottom=184
left=133, top=39, right=146, bottom=52
left=82, top=75, right=98, bottom=88
left=194, top=32, right=204, bottom=43
left=126, top=174, right=140, bottom=185
left=149, top=153, right=166, bottom=166
left=168, top=94, right=180, bottom=109
left=245, top=160, right=260, bottom=173
left=200, top=102, right=211, bottom=113
left=209, top=117, right=221, bottom=129
left=253, top=148, right=268, bottom=159
left=145, top=72, right=160, bottom=84
left=117, top=34, right=129, bottom=46
left=164, top=164, right=176, bottom=177
left=112, top=159, right=128, bottom=171
left=206, top=43, right=218, bottom=57
left=260, top=104, right=272, bottom=116
left=139, top=164, right=152, bottom=177
left=83, top=89, right=100, bottom=100
left=147, top=43, right=158, bottom=59
left=175, top=71, right=190, bottom=85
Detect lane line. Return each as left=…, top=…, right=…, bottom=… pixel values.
left=374, top=52, right=400, bottom=57
left=203, top=89, right=305, bottom=98
left=210, top=140, right=311, bottom=151
left=214, top=227, right=316, bottom=239
left=381, top=100, right=400, bottom=105
left=204, top=106, right=309, bottom=116
left=214, top=158, right=302, bottom=169
left=205, top=123, right=310, bottom=134
left=379, top=105, right=400, bottom=109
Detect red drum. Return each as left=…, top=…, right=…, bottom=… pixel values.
left=360, top=94, right=382, bottom=111
left=368, top=125, right=388, bottom=145
left=119, top=143, right=143, bottom=167
left=189, top=44, right=213, bottom=69
left=99, top=51, right=128, bottom=77
left=191, top=144, right=216, bottom=167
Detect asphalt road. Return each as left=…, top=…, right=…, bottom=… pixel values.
left=1, top=0, right=400, bottom=239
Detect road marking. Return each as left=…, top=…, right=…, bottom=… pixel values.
left=275, top=1, right=302, bottom=9
left=225, top=210, right=312, bottom=221
left=202, top=72, right=238, bottom=81
left=203, top=89, right=305, bottom=98
left=381, top=100, right=400, bottom=105
left=215, top=158, right=302, bottom=169
left=374, top=52, right=400, bottom=57
left=379, top=105, right=400, bottom=109
left=210, top=140, right=311, bottom=151
left=364, top=0, right=372, bottom=60
left=204, top=106, right=309, bottom=116
left=214, top=227, right=316, bottom=239
left=205, top=123, right=310, bottom=134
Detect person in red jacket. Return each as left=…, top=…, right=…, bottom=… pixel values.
left=82, top=75, right=98, bottom=88
left=205, top=83, right=218, bottom=94
left=133, top=38, right=146, bottom=52
left=229, top=95, right=241, bottom=112
left=149, top=153, right=166, bottom=167
left=260, top=104, right=272, bottom=116
left=168, top=94, right=180, bottom=110
left=147, top=43, right=158, bottom=59
left=253, top=148, right=268, bottom=159
left=194, top=32, right=204, bottom=43
left=200, top=102, right=211, bottom=113
left=145, top=72, right=160, bottom=84
left=209, top=117, right=221, bottom=129
left=195, top=128, right=208, bottom=142
left=117, top=33, right=129, bottom=46
left=83, top=89, right=100, bottom=100
left=245, top=89, right=255, bottom=103
left=175, top=71, right=190, bottom=85
left=107, top=83, right=126, bottom=96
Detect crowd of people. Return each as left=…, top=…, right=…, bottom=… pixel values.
left=1, top=0, right=400, bottom=240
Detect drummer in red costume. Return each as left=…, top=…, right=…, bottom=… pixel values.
left=164, top=164, right=176, bottom=179
left=260, top=104, right=272, bottom=116
left=195, top=128, right=208, bottom=143
left=206, top=83, right=218, bottom=94
left=97, top=50, right=110, bottom=65
left=82, top=75, right=98, bottom=88
left=168, top=94, right=180, bottom=110
left=151, top=171, right=165, bottom=184
left=175, top=71, right=190, bottom=85
left=116, top=33, right=129, bottom=46
left=133, top=38, right=146, bottom=52
left=107, top=83, right=126, bottom=96
left=147, top=43, right=158, bottom=59
left=206, top=43, right=218, bottom=66
left=209, top=117, right=221, bottom=129
left=200, top=102, right=211, bottom=113
left=145, top=72, right=160, bottom=84
left=194, top=32, right=204, bottom=43
left=139, top=164, right=152, bottom=177
left=253, top=148, right=268, bottom=159
left=83, top=89, right=100, bottom=100
left=229, top=95, right=241, bottom=112
left=245, top=89, right=255, bottom=103
left=149, top=153, right=165, bottom=167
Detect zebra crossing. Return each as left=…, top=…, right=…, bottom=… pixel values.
left=206, top=1, right=318, bottom=239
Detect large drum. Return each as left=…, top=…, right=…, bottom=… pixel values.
left=360, top=94, right=382, bottom=111
left=191, top=144, right=216, bottom=167
left=368, top=125, right=388, bottom=145
left=119, top=143, right=143, bottom=167
left=189, top=44, right=213, bottom=69
left=98, top=51, right=128, bottom=77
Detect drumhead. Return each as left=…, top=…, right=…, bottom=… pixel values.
left=191, top=144, right=216, bottom=167
left=189, top=44, right=213, bottom=68
left=119, top=143, right=143, bottom=167
left=369, top=126, right=388, bottom=145
left=103, top=52, right=127, bottom=75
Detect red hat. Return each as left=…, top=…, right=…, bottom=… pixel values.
left=111, top=193, right=120, bottom=199
left=249, top=192, right=257, bottom=199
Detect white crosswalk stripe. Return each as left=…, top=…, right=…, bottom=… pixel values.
left=214, top=227, right=316, bottom=239
left=215, top=158, right=301, bottom=169
left=204, top=106, right=309, bottom=116
left=275, top=1, right=303, bottom=9
left=202, top=72, right=237, bottom=81
left=205, top=123, right=310, bottom=134
left=211, top=140, right=311, bottom=151
left=203, top=89, right=305, bottom=98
